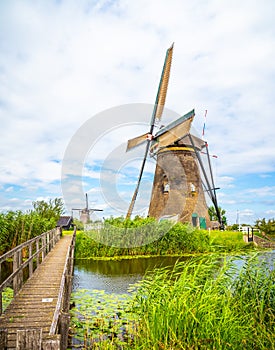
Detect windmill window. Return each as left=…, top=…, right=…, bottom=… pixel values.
left=163, top=183, right=170, bottom=193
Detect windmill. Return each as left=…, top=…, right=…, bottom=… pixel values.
left=72, top=193, right=103, bottom=224
left=126, top=44, right=222, bottom=228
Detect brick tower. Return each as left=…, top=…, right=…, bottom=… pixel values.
left=148, top=145, right=211, bottom=228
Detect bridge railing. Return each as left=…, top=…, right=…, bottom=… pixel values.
left=49, top=226, right=76, bottom=349
left=0, top=227, right=61, bottom=315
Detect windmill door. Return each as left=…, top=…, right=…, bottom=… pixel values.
left=199, top=217, right=207, bottom=229
left=192, top=213, right=198, bottom=227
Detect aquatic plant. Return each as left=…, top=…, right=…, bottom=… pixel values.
left=70, top=289, right=138, bottom=349
left=70, top=255, right=275, bottom=349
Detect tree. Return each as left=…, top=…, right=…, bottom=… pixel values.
left=32, top=198, right=64, bottom=221
left=208, top=206, right=227, bottom=225
left=255, top=218, right=275, bottom=235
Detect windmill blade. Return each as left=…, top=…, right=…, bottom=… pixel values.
left=126, top=140, right=151, bottom=219
left=85, top=193, right=89, bottom=209
left=151, top=43, right=174, bottom=126
left=151, top=109, right=194, bottom=150
left=179, top=133, right=206, bottom=150
left=126, top=44, right=174, bottom=219
left=126, top=132, right=150, bottom=152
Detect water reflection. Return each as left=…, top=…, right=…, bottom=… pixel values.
left=73, top=251, right=275, bottom=295
left=73, top=256, right=187, bottom=294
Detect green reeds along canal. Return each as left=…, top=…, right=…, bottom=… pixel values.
left=70, top=252, right=275, bottom=350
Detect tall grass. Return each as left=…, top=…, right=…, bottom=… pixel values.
left=70, top=255, right=275, bottom=349
left=0, top=198, right=64, bottom=254
left=133, top=255, right=275, bottom=349
left=75, top=220, right=251, bottom=259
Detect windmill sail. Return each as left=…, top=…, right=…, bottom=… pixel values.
left=151, top=110, right=195, bottom=151
left=126, top=132, right=149, bottom=152
left=126, top=44, right=174, bottom=218
left=126, top=43, right=174, bottom=153
left=151, top=43, right=174, bottom=125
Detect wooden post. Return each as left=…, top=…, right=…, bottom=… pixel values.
left=18, top=249, right=23, bottom=291
left=13, top=251, right=19, bottom=295
left=43, top=236, right=47, bottom=260
left=36, top=239, right=40, bottom=266
left=59, top=312, right=70, bottom=350
left=62, top=275, right=72, bottom=313
left=29, top=243, right=33, bottom=277
left=47, top=232, right=50, bottom=252
left=16, top=328, right=42, bottom=350
left=0, top=328, right=7, bottom=349
left=0, top=291, right=2, bottom=315
left=0, top=262, right=2, bottom=315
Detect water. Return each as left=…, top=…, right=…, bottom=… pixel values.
left=73, top=251, right=275, bottom=294
left=73, top=256, right=187, bottom=294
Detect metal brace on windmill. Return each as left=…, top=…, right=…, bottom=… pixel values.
left=126, top=43, right=222, bottom=229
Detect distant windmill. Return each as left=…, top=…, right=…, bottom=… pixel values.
left=126, top=44, right=222, bottom=228
left=72, top=193, right=103, bottom=224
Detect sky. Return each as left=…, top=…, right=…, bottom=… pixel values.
left=1, top=0, right=275, bottom=225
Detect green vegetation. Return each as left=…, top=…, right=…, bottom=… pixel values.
left=75, top=219, right=251, bottom=259
left=70, top=255, right=275, bottom=349
left=255, top=218, right=275, bottom=236
left=70, top=289, right=137, bottom=348
left=2, top=287, right=14, bottom=312
left=208, top=205, right=227, bottom=225
left=133, top=255, right=275, bottom=349
left=0, top=198, right=64, bottom=254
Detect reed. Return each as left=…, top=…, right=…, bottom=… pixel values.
left=70, top=255, right=275, bottom=349
left=133, top=255, right=275, bottom=349
left=74, top=220, right=250, bottom=259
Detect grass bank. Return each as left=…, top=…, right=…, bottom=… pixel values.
left=73, top=220, right=254, bottom=259
left=70, top=254, right=275, bottom=349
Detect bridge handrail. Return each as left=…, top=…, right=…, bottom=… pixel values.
left=49, top=227, right=76, bottom=340
left=0, top=227, right=61, bottom=314
left=0, top=228, right=59, bottom=263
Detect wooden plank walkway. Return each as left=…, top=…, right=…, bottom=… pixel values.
left=0, top=234, right=73, bottom=349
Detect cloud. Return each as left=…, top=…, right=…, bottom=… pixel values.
left=0, top=0, right=275, bottom=222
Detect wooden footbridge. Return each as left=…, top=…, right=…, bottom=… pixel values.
left=0, top=227, right=76, bottom=350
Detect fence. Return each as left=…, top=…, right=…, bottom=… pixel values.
left=0, top=227, right=61, bottom=315
left=49, top=227, right=76, bottom=349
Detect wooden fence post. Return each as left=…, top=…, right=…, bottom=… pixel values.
left=36, top=239, right=40, bottom=266
left=0, top=291, right=2, bottom=315
left=0, top=262, right=2, bottom=315
left=13, top=251, right=19, bottom=295
left=59, top=312, right=70, bottom=350
left=43, top=236, right=47, bottom=260
left=0, top=328, right=7, bottom=349
left=16, top=328, right=42, bottom=350
left=29, top=243, right=33, bottom=277
left=18, top=250, right=23, bottom=291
